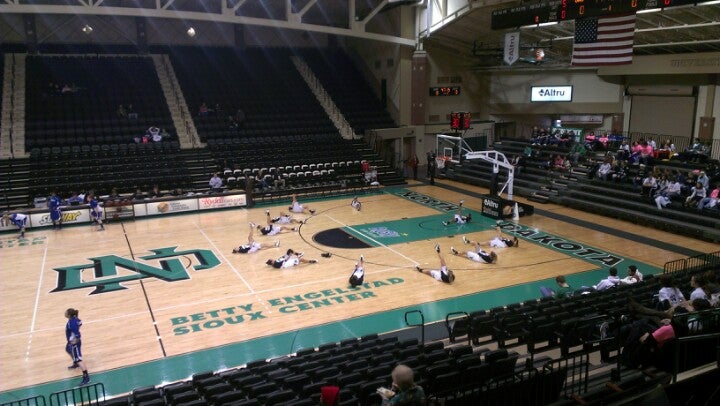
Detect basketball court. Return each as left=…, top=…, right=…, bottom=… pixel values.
left=1, top=180, right=716, bottom=401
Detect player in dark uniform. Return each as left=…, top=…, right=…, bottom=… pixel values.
left=65, top=308, right=90, bottom=386
left=3, top=212, right=28, bottom=238
left=49, top=191, right=63, bottom=230
left=87, top=192, right=104, bottom=231
left=416, top=244, right=455, bottom=284
left=349, top=255, right=365, bottom=287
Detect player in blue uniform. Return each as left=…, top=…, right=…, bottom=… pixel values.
left=3, top=212, right=28, bottom=238
left=49, top=191, right=63, bottom=230
left=65, top=308, right=91, bottom=386
left=86, top=192, right=104, bottom=231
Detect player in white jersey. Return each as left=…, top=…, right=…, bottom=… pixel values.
left=268, top=209, right=305, bottom=225
left=289, top=194, right=316, bottom=215
left=351, top=197, right=362, bottom=211
left=265, top=249, right=318, bottom=268
left=442, top=200, right=471, bottom=226
left=257, top=210, right=296, bottom=236
left=483, top=225, right=519, bottom=248
left=451, top=237, right=497, bottom=264
left=416, top=244, right=455, bottom=284
left=233, top=222, right=280, bottom=254
left=349, top=255, right=365, bottom=287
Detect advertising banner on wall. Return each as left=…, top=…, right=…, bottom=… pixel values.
left=29, top=208, right=92, bottom=227
left=198, top=194, right=247, bottom=210
left=146, top=199, right=199, bottom=216
left=104, top=203, right=135, bottom=221
left=504, top=32, right=520, bottom=66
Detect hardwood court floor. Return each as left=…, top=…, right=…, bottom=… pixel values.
left=0, top=181, right=715, bottom=394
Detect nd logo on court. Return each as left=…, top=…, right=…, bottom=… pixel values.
left=51, top=247, right=221, bottom=294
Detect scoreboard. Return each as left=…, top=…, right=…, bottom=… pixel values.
left=491, top=0, right=715, bottom=30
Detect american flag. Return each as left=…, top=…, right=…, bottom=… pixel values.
left=572, top=14, right=636, bottom=66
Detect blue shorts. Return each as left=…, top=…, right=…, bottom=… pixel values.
left=66, top=341, right=83, bottom=362
left=50, top=209, right=62, bottom=221
left=12, top=218, right=27, bottom=228
left=91, top=210, right=102, bottom=219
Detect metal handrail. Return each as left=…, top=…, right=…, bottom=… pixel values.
left=404, top=309, right=425, bottom=346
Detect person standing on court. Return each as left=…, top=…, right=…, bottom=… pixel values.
left=87, top=192, right=104, bottom=231
left=65, top=308, right=91, bottom=386
left=49, top=190, right=63, bottom=230
left=408, top=154, right=419, bottom=180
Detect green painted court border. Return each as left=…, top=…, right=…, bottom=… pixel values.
left=0, top=263, right=630, bottom=403
left=0, top=187, right=672, bottom=402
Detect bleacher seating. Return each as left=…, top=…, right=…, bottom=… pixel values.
left=169, top=47, right=337, bottom=144
left=449, top=138, right=720, bottom=242
left=300, top=49, right=397, bottom=134
left=25, top=55, right=176, bottom=149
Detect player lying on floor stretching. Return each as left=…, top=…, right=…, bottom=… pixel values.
left=416, top=244, right=455, bottom=284
left=233, top=222, right=280, bottom=253
left=451, top=236, right=498, bottom=264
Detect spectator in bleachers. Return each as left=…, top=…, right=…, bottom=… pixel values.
left=657, top=274, right=685, bottom=310
left=148, top=185, right=161, bottom=199
left=209, top=172, right=223, bottom=193
left=598, top=133, right=610, bottom=149
left=416, top=244, right=455, bottom=284
left=616, top=140, right=630, bottom=161
left=107, top=188, right=121, bottom=201
left=116, top=104, right=127, bottom=118
left=377, top=364, right=425, bottom=405
left=621, top=265, right=643, bottom=285
left=689, top=274, right=709, bottom=301
left=594, top=267, right=620, bottom=291
left=639, top=140, right=654, bottom=166
left=597, top=157, right=613, bottom=181
left=131, top=187, right=147, bottom=201
left=558, top=130, right=572, bottom=147
left=704, top=270, right=720, bottom=297
left=583, top=131, right=596, bottom=150
left=684, top=182, right=707, bottom=207
left=628, top=141, right=642, bottom=165
left=510, top=154, right=524, bottom=176
left=198, top=102, right=209, bottom=117
left=697, top=171, right=710, bottom=190
left=127, top=104, right=138, bottom=120
left=320, top=385, right=340, bottom=406
left=640, top=171, right=658, bottom=197
left=255, top=170, right=270, bottom=191
left=270, top=169, right=285, bottom=189
left=66, top=191, right=83, bottom=205
left=697, top=184, right=719, bottom=211
left=540, top=275, right=573, bottom=299
left=654, top=178, right=683, bottom=209
left=568, top=142, right=587, bottom=166
left=657, top=139, right=675, bottom=160
left=611, top=160, right=629, bottom=183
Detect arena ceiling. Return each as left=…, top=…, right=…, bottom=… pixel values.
left=421, top=1, right=720, bottom=70
left=1, top=1, right=719, bottom=70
